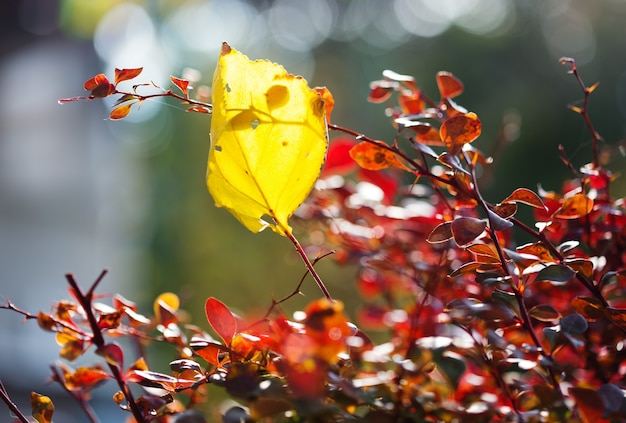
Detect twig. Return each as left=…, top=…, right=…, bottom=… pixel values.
left=65, top=271, right=146, bottom=423
left=0, top=379, right=30, bottom=423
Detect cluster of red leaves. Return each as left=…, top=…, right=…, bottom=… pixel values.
left=2, top=59, right=626, bottom=423
left=295, top=64, right=626, bottom=421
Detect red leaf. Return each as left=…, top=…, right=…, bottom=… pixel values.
left=186, top=105, right=211, bottom=114
left=440, top=112, right=482, bottom=153
left=84, top=74, right=109, bottom=90
left=90, top=83, right=116, bottom=99
left=450, top=216, right=487, bottom=246
left=96, top=343, right=124, bottom=370
left=170, top=75, right=190, bottom=97
left=205, top=297, right=237, bottom=345
left=436, top=71, right=464, bottom=98
left=570, top=387, right=609, bottom=423
left=109, top=103, right=133, bottom=120
left=427, top=221, right=453, bottom=243
left=368, top=82, right=394, bottom=103
left=554, top=193, right=593, bottom=219
left=322, top=137, right=356, bottom=177
left=358, top=168, right=398, bottom=204
left=114, top=67, right=143, bottom=85
left=502, top=188, right=547, bottom=210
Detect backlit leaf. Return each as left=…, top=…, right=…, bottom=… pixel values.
left=109, top=103, right=133, bottom=120
left=529, top=304, right=561, bottom=322
left=114, top=67, right=143, bottom=85
left=64, top=366, right=111, bottom=391
left=154, top=292, right=180, bottom=326
left=207, top=42, right=328, bottom=235
left=502, top=188, right=547, bottom=210
left=314, top=86, right=335, bottom=124
left=436, top=71, right=464, bottom=98
left=170, top=75, right=190, bottom=97
left=205, top=297, right=237, bottom=345
left=439, top=112, right=481, bottom=153
left=572, top=297, right=605, bottom=321
left=350, top=141, right=406, bottom=171
left=367, top=80, right=395, bottom=103
left=31, top=392, right=54, bottom=423
left=96, top=343, right=124, bottom=369
left=84, top=74, right=109, bottom=90
left=555, top=193, right=593, bottom=219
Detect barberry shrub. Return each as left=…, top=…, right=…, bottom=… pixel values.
left=1, top=54, right=625, bottom=423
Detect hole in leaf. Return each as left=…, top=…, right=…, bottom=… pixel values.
left=251, top=119, right=259, bottom=129
left=215, top=145, right=222, bottom=152
left=225, top=83, right=231, bottom=93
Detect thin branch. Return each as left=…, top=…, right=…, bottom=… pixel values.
left=65, top=272, right=146, bottom=423
left=0, top=379, right=30, bottom=423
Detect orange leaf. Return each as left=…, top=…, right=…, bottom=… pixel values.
left=84, top=74, right=109, bottom=90
left=109, top=103, right=133, bottom=120
left=439, top=112, right=481, bottom=153
left=349, top=141, right=406, bottom=171
left=436, top=71, right=464, bottom=98
left=65, top=366, right=111, bottom=391
left=555, top=193, right=593, bottom=219
left=114, top=67, right=143, bottom=85
left=205, top=297, right=238, bottom=345
left=409, top=122, right=442, bottom=145
left=170, top=75, right=190, bottom=97
left=186, top=105, right=211, bottom=114
left=314, top=86, right=334, bottom=124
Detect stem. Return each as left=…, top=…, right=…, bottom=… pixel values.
left=50, top=366, right=99, bottom=423
left=560, top=57, right=602, bottom=168
left=285, top=231, right=333, bottom=301
left=65, top=272, right=146, bottom=423
left=0, top=380, right=30, bottom=423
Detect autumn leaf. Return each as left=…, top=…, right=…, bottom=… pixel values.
left=114, top=67, right=143, bottom=85
left=349, top=141, right=407, bottom=171
left=207, top=42, right=329, bottom=235
left=31, top=392, right=54, bottom=423
left=436, top=71, right=464, bottom=98
left=439, top=112, right=482, bottom=153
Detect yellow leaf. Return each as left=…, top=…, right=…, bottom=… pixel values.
left=207, top=42, right=329, bottom=235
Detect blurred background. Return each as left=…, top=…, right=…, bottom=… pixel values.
left=1, top=0, right=625, bottom=421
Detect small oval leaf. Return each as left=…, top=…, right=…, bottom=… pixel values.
left=450, top=216, right=487, bottom=246
left=535, top=264, right=576, bottom=285
left=205, top=297, right=237, bottom=345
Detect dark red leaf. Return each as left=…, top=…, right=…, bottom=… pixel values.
left=96, top=343, right=124, bottom=370
left=205, top=297, right=237, bottom=345
left=427, top=221, right=453, bottom=243
left=502, top=188, right=547, bottom=210
left=450, top=216, right=487, bottom=246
